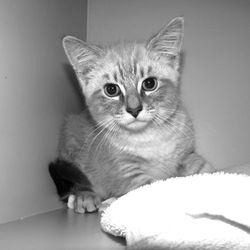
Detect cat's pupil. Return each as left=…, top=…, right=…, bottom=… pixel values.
left=104, top=83, right=120, bottom=97
left=142, top=77, right=157, bottom=91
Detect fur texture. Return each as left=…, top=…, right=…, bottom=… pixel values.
left=49, top=17, right=215, bottom=213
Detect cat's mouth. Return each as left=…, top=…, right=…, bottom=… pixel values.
left=120, top=117, right=152, bottom=131
left=114, top=110, right=154, bottom=131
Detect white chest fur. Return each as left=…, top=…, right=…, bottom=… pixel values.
left=134, top=134, right=176, bottom=160
left=112, top=127, right=178, bottom=161
left=111, top=128, right=182, bottom=179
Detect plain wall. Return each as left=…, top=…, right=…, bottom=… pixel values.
left=87, top=0, right=250, bottom=170
left=0, top=0, right=86, bottom=224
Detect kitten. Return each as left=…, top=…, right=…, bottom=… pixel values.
left=49, top=17, right=215, bottom=213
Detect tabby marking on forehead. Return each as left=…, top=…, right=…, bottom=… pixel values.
left=147, top=66, right=152, bottom=75
left=117, top=62, right=125, bottom=81
left=140, top=67, right=144, bottom=78
left=132, top=58, right=138, bottom=75
left=113, top=71, right=118, bottom=82
left=103, top=73, right=110, bottom=81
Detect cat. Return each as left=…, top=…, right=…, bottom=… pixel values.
left=49, top=17, right=215, bottom=214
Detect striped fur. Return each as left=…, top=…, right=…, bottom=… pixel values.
left=55, top=17, right=215, bottom=209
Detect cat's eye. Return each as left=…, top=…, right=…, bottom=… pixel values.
left=141, top=77, right=158, bottom=92
left=104, top=83, right=121, bottom=97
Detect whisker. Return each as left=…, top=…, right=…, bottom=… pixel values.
left=156, top=115, right=179, bottom=137
left=94, top=121, right=117, bottom=156
left=87, top=119, right=114, bottom=138
left=88, top=119, right=114, bottom=151
left=155, top=113, right=193, bottom=139
left=107, top=122, right=119, bottom=154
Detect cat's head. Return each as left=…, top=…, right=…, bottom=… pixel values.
left=63, top=17, right=184, bottom=132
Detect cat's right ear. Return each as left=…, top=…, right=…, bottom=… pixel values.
left=62, top=36, right=103, bottom=74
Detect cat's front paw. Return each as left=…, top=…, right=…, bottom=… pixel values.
left=67, top=191, right=101, bottom=213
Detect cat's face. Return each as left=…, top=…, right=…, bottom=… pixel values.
left=63, top=17, right=184, bottom=132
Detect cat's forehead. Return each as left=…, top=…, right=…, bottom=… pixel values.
left=105, top=43, right=147, bottom=65
left=101, top=43, right=153, bottom=82
left=84, top=44, right=147, bottom=90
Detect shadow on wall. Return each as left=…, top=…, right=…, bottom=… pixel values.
left=62, top=63, right=87, bottom=108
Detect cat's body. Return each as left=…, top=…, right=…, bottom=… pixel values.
left=59, top=103, right=195, bottom=200
left=49, top=17, right=215, bottom=213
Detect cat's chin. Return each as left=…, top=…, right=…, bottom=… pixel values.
left=120, top=119, right=150, bottom=132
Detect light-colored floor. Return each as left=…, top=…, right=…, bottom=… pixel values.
left=0, top=208, right=125, bottom=250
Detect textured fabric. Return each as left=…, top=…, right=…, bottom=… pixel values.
left=100, top=173, right=250, bottom=249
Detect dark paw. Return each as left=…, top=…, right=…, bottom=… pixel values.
left=67, top=191, right=101, bottom=213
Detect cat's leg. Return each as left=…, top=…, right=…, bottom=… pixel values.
left=178, top=151, right=216, bottom=176
left=117, top=172, right=156, bottom=196
left=49, top=159, right=101, bottom=213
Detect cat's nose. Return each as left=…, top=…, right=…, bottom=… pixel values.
left=126, top=105, right=143, bottom=118
left=126, top=93, right=142, bottom=118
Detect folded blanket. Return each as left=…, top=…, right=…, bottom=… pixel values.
left=100, top=173, right=250, bottom=249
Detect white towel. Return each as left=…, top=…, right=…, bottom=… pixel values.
left=100, top=173, right=250, bottom=249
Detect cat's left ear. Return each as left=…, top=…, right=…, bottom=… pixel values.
left=146, top=17, right=184, bottom=69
